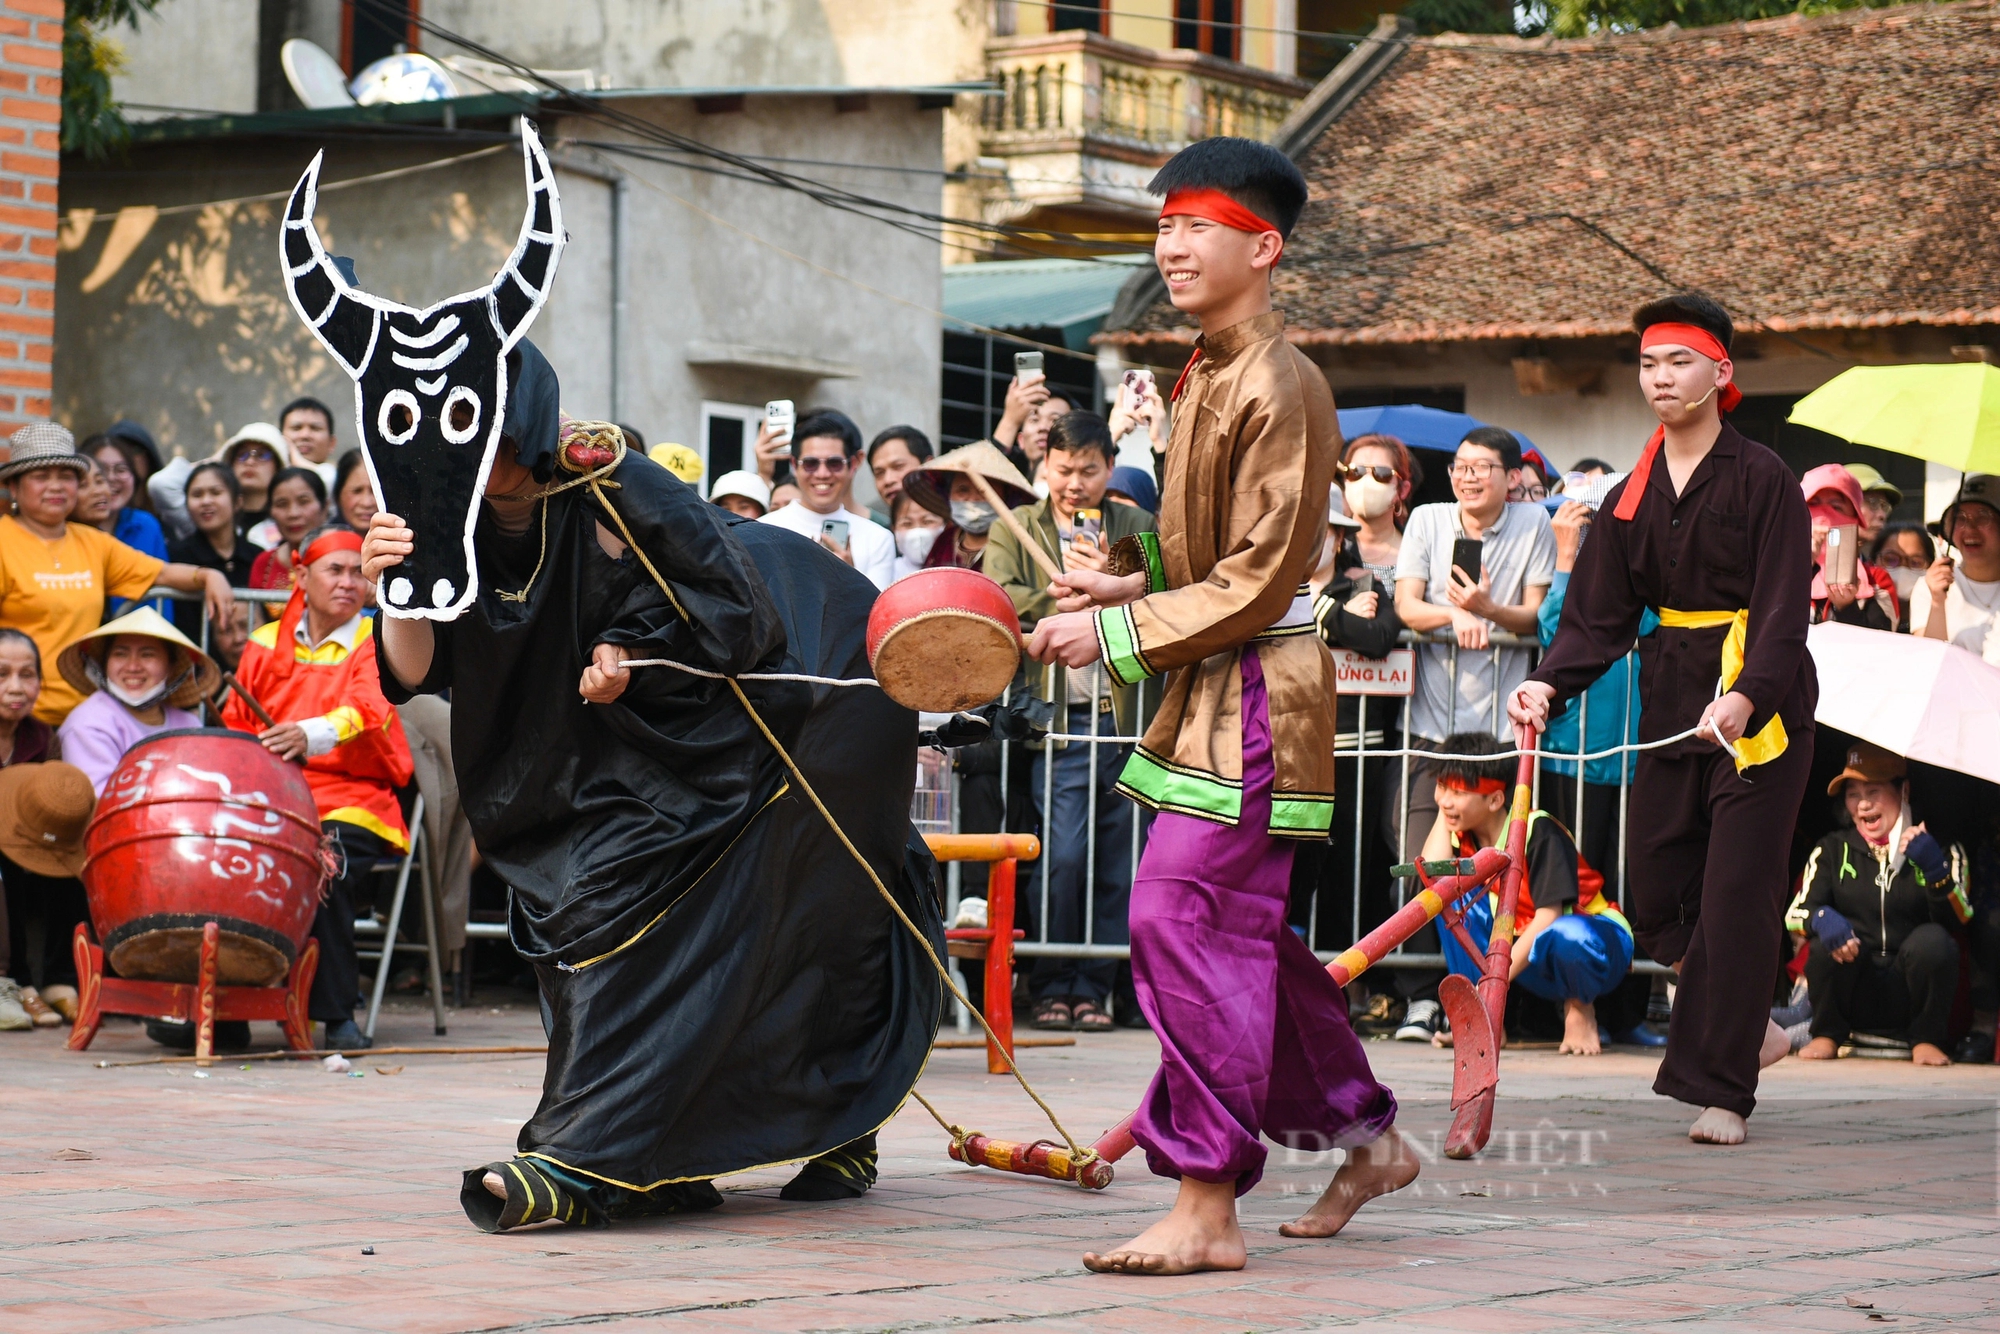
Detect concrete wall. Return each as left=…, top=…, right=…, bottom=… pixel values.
left=0, top=0, right=59, bottom=430
left=54, top=97, right=944, bottom=473
left=110, top=0, right=259, bottom=118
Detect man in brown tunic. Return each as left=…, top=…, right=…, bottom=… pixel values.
left=1512, top=292, right=1814, bottom=1145
left=1029, top=137, right=1415, bottom=1275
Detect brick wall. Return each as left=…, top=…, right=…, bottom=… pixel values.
left=0, top=0, right=58, bottom=431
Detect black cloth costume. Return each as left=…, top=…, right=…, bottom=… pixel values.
left=382, top=346, right=943, bottom=1222
left=1529, top=422, right=1816, bottom=1118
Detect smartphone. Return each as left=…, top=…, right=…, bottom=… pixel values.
left=1351, top=571, right=1374, bottom=596
left=820, top=518, right=850, bottom=552
left=1072, top=508, right=1102, bottom=552
left=764, top=399, right=795, bottom=444
left=1827, top=523, right=1859, bottom=585
left=1451, top=537, right=1483, bottom=584
left=1014, top=351, right=1044, bottom=378
left=1121, top=367, right=1155, bottom=399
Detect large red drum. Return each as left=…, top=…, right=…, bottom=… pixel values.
left=83, top=728, right=328, bottom=988
left=867, top=567, right=1023, bottom=713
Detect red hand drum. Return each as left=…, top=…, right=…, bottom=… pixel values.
left=867, top=567, right=1023, bottom=713
left=83, top=728, right=329, bottom=988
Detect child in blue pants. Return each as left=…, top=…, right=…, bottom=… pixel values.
left=1421, top=732, right=1634, bottom=1054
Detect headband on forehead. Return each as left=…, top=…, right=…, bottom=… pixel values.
left=1160, top=187, right=1280, bottom=237
left=1438, top=774, right=1507, bottom=796
left=300, top=528, right=364, bottom=568
left=1640, top=321, right=1729, bottom=365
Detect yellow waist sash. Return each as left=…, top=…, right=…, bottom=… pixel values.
left=1653, top=607, right=1786, bottom=771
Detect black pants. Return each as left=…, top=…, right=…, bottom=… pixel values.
left=1627, top=734, right=1813, bottom=1118
left=311, top=822, right=391, bottom=1024
left=1537, top=775, right=1625, bottom=892
left=1, top=851, right=87, bottom=988
left=1806, top=925, right=1959, bottom=1051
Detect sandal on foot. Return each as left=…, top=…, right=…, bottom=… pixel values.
left=781, top=1133, right=879, bottom=1201
left=461, top=1158, right=599, bottom=1232
left=1070, top=999, right=1114, bottom=1032
left=1031, top=998, right=1074, bottom=1030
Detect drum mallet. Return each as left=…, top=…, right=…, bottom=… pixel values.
left=965, top=471, right=1065, bottom=586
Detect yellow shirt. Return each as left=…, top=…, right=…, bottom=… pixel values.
left=0, top=516, right=166, bottom=722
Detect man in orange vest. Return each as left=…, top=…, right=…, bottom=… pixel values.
left=1420, top=732, right=1635, bottom=1056
left=222, top=526, right=413, bottom=1050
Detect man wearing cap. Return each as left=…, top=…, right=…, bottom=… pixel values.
left=1511, top=291, right=1817, bottom=1147
left=1785, top=740, right=1968, bottom=1066
left=1913, top=474, right=2000, bottom=661
left=222, top=525, right=413, bottom=1049
left=708, top=470, right=771, bottom=520
left=54, top=607, right=216, bottom=794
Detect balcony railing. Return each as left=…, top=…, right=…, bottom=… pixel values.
left=980, top=30, right=1309, bottom=153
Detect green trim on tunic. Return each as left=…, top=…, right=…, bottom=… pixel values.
left=1132, top=531, right=1167, bottom=594
left=1270, top=794, right=1336, bottom=838
left=1116, top=745, right=1243, bottom=824
left=1097, top=603, right=1156, bottom=688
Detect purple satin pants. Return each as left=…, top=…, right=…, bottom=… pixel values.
left=1128, top=648, right=1397, bottom=1193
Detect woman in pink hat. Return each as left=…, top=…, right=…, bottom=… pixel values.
left=1801, top=464, right=1896, bottom=632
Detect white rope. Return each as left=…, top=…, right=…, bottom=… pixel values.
left=620, top=658, right=879, bottom=688
left=1037, top=721, right=1738, bottom=763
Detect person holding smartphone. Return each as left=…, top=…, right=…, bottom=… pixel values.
left=755, top=408, right=896, bottom=590
left=1801, top=464, right=1895, bottom=631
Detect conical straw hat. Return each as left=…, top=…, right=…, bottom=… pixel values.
left=902, top=441, right=1038, bottom=520
left=56, top=605, right=222, bottom=711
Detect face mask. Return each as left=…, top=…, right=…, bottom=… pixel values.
left=107, top=678, right=168, bottom=710
left=1888, top=565, right=1921, bottom=599
left=950, top=499, right=997, bottom=534
left=1345, top=475, right=1397, bottom=519
left=897, top=526, right=940, bottom=565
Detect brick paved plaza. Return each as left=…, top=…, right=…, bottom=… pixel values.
left=3, top=996, right=1996, bottom=1333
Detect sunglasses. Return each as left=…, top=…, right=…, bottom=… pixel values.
left=233, top=447, right=276, bottom=462
left=793, top=456, right=850, bottom=475
left=1338, top=464, right=1399, bottom=484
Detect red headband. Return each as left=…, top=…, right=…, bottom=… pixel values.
left=1438, top=774, right=1507, bottom=796
left=1160, top=188, right=1281, bottom=239
left=1613, top=323, right=1743, bottom=522
left=273, top=529, right=366, bottom=678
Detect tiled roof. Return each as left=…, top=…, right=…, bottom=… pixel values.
left=1104, top=2, right=2000, bottom=347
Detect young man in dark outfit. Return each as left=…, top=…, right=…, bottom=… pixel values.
left=1510, top=292, right=1814, bottom=1146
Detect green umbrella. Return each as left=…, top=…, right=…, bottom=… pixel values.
left=1786, top=362, right=2000, bottom=472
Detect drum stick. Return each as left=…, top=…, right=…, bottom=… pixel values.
left=221, top=672, right=277, bottom=729
left=966, top=470, right=1065, bottom=584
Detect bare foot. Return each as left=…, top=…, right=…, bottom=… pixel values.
left=1083, top=1176, right=1245, bottom=1275
left=1912, top=1042, right=1952, bottom=1067
left=1759, top=1018, right=1790, bottom=1068
left=1559, top=998, right=1600, bottom=1056
left=1688, top=1107, right=1746, bottom=1145
left=1797, top=1036, right=1838, bottom=1060
left=484, top=1170, right=507, bottom=1199
left=1279, top=1125, right=1420, bottom=1238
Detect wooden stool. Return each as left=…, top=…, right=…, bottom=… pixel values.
left=927, top=832, right=1040, bottom=1075
left=67, top=922, right=319, bottom=1063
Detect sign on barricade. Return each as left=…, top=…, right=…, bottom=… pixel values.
left=1333, top=647, right=1415, bottom=696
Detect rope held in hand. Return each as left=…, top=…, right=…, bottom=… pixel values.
left=575, top=433, right=1095, bottom=1166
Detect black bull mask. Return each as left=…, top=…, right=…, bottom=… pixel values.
left=279, top=121, right=565, bottom=620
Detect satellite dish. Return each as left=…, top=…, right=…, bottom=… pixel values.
left=349, top=52, right=459, bottom=106
left=281, top=39, right=356, bottom=110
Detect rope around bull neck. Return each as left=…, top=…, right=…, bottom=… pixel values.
left=562, top=422, right=1099, bottom=1166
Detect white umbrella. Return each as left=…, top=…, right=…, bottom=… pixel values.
left=1807, top=621, right=2000, bottom=784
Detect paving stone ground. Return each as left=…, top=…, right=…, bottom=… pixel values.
left=3, top=995, right=1996, bottom=1333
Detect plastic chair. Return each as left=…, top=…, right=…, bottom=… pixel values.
left=353, top=793, right=447, bottom=1039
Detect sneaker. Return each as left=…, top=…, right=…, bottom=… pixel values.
left=1610, top=1022, right=1669, bottom=1048
left=1352, top=993, right=1402, bottom=1034
left=1953, top=1032, right=1994, bottom=1065
left=18, top=987, right=61, bottom=1027
left=1646, top=989, right=1672, bottom=1026
left=0, top=978, right=30, bottom=1031
left=145, top=1018, right=253, bottom=1050
left=1395, top=998, right=1441, bottom=1042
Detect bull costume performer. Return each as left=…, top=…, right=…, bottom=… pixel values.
left=1511, top=292, right=1814, bottom=1146
left=1027, top=138, right=1415, bottom=1276
left=283, top=123, right=942, bottom=1230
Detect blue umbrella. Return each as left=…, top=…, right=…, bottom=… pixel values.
left=1337, top=404, right=1538, bottom=458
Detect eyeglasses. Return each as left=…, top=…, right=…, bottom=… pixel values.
left=793, top=455, right=850, bottom=474
left=1511, top=482, right=1548, bottom=502
left=1338, top=464, right=1398, bottom=484
left=1449, top=461, right=1505, bottom=480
